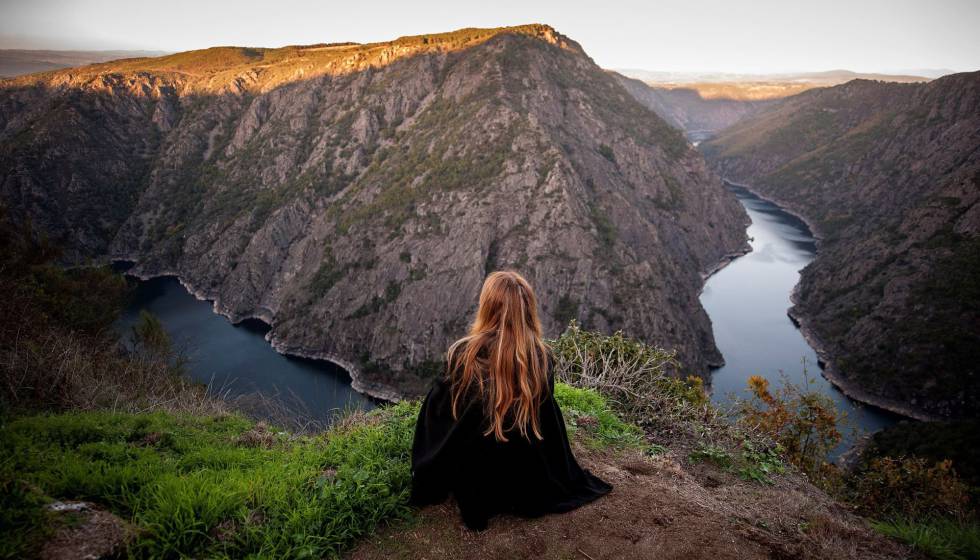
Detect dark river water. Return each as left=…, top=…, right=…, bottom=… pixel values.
left=700, top=184, right=899, bottom=453
left=115, top=275, right=374, bottom=423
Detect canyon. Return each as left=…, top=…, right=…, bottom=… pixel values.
left=0, top=25, right=748, bottom=399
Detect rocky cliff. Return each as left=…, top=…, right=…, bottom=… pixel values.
left=700, top=73, right=980, bottom=419
left=614, top=73, right=776, bottom=142
left=0, top=25, right=748, bottom=399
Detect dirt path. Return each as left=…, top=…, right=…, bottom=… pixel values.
left=348, top=445, right=915, bottom=560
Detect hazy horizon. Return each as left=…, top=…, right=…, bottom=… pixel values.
left=0, top=0, right=978, bottom=74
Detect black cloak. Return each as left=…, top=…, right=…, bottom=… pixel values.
left=409, top=355, right=612, bottom=530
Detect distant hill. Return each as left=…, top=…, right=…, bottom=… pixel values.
left=701, top=73, right=980, bottom=420
left=617, top=69, right=931, bottom=87
left=0, top=25, right=748, bottom=399
left=614, top=69, right=931, bottom=141
left=0, top=49, right=168, bottom=77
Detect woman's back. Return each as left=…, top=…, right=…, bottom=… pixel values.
left=409, top=272, right=611, bottom=530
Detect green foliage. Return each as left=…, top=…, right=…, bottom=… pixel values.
left=735, top=369, right=842, bottom=485
left=851, top=456, right=972, bottom=520
left=132, top=309, right=172, bottom=356
left=553, top=295, right=579, bottom=325
left=872, top=518, right=980, bottom=560
left=348, top=281, right=402, bottom=319
left=0, top=478, right=48, bottom=559
left=0, top=404, right=419, bottom=559
left=0, top=381, right=643, bottom=558
left=736, top=440, right=786, bottom=484
left=588, top=203, right=617, bottom=249
left=862, top=420, right=980, bottom=491
left=689, top=440, right=785, bottom=485
left=597, top=144, right=616, bottom=163
left=689, top=442, right=732, bottom=468
left=553, top=384, right=644, bottom=449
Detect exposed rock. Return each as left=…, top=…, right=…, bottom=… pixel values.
left=0, top=25, right=748, bottom=398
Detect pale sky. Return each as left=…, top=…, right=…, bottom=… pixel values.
left=1, top=0, right=978, bottom=74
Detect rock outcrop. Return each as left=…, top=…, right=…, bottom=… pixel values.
left=0, top=25, right=748, bottom=398
left=701, top=73, right=980, bottom=419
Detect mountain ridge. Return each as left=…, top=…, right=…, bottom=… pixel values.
left=0, top=25, right=748, bottom=399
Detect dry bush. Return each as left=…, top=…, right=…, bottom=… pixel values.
left=1, top=327, right=227, bottom=417
left=0, top=210, right=225, bottom=417
left=549, top=321, right=723, bottom=438
left=851, top=456, right=972, bottom=520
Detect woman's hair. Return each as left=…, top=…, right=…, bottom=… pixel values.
left=447, top=270, right=550, bottom=442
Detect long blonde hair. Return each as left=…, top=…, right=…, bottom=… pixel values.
left=447, top=271, right=550, bottom=442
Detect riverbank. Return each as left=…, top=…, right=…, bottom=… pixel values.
left=715, top=181, right=926, bottom=423
left=114, top=259, right=402, bottom=403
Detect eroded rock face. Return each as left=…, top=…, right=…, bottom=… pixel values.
left=0, top=25, right=748, bottom=398
left=701, top=73, right=980, bottom=419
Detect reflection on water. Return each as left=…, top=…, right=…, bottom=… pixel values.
left=115, top=275, right=373, bottom=423
left=700, top=184, right=899, bottom=455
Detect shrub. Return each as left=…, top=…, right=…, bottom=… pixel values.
left=550, top=321, right=712, bottom=433
left=735, top=372, right=842, bottom=484
left=852, top=456, right=971, bottom=520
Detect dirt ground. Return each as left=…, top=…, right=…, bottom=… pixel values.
left=348, top=445, right=916, bottom=560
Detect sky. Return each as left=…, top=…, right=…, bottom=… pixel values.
left=1, top=0, right=978, bottom=74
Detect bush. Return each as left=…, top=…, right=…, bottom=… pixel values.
left=852, top=456, right=971, bottom=520
left=735, top=372, right=842, bottom=484
left=550, top=321, right=710, bottom=433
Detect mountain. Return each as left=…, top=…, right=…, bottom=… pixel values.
left=0, top=49, right=169, bottom=77
left=0, top=25, right=748, bottom=399
left=614, top=69, right=931, bottom=142
left=700, top=73, right=980, bottom=419
left=613, top=73, right=778, bottom=142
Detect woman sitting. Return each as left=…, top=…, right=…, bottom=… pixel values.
left=410, top=270, right=611, bottom=531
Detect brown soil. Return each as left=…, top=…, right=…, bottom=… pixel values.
left=348, top=445, right=915, bottom=560
left=39, top=502, right=133, bottom=560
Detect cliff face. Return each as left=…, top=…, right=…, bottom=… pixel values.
left=614, top=74, right=776, bottom=141
left=0, top=25, right=748, bottom=399
left=701, top=73, right=980, bottom=419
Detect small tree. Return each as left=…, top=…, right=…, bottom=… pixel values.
left=736, top=367, right=842, bottom=484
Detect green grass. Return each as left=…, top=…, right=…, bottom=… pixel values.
left=0, top=383, right=636, bottom=558
left=553, top=383, right=644, bottom=449
left=872, top=518, right=980, bottom=560
left=0, top=403, right=418, bottom=559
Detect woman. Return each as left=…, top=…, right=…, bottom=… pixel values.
left=410, top=271, right=611, bottom=531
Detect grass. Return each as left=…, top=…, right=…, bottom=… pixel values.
left=0, top=404, right=418, bottom=559
left=871, top=518, right=980, bottom=560
left=0, top=383, right=636, bottom=558
left=553, top=383, right=643, bottom=449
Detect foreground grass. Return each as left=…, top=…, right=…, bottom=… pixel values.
left=871, top=518, right=980, bottom=560
left=0, top=383, right=636, bottom=559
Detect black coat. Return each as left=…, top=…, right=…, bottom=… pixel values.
left=409, top=358, right=612, bottom=530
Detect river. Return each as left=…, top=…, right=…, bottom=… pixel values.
left=114, top=275, right=374, bottom=423
left=700, top=184, right=899, bottom=453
